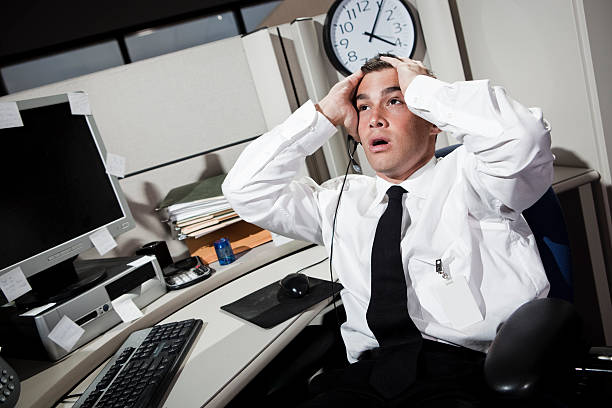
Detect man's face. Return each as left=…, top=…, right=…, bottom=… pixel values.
left=355, top=67, right=438, bottom=183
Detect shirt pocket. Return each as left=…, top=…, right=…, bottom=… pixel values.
left=408, top=243, right=470, bottom=325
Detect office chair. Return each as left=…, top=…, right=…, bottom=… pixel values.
left=436, top=144, right=611, bottom=405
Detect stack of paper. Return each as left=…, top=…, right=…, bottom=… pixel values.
left=157, top=174, right=241, bottom=240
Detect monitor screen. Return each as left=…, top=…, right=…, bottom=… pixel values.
left=0, top=94, right=134, bottom=293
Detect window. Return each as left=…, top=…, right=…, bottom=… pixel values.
left=0, top=1, right=285, bottom=95
left=2, top=41, right=124, bottom=94
left=125, top=12, right=240, bottom=62
left=241, top=1, right=282, bottom=33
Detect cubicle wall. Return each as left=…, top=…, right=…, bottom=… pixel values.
left=0, top=16, right=366, bottom=260
left=0, top=34, right=297, bottom=259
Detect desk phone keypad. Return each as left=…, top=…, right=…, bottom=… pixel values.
left=0, top=356, right=19, bottom=406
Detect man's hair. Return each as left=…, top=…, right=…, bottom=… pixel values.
left=360, top=53, right=400, bottom=74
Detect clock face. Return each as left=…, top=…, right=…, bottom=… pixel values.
left=323, top=0, right=417, bottom=76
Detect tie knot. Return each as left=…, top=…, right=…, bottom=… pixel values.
left=386, top=186, right=406, bottom=200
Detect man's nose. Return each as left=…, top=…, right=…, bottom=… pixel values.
left=369, top=111, right=388, bottom=128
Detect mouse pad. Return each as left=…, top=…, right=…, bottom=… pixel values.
left=220, top=277, right=343, bottom=329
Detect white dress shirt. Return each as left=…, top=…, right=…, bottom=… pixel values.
left=222, top=75, right=555, bottom=363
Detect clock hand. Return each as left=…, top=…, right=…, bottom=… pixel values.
left=367, top=0, right=384, bottom=43
left=362, top=31, right=395, bottom=46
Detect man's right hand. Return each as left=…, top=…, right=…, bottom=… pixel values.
left=316, top=70, right=364, bottom=138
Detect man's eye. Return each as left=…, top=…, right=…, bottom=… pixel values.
left=358, top=105, right=369, bottom=111
left=389, top=98, right=403, bottom=105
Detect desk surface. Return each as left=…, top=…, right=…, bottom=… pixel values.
left=551, top=165, right=599, bottom=193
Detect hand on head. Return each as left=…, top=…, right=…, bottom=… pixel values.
left=316, top=70, right=364, bottom=137
left=380, top=56, right=434, bottom=96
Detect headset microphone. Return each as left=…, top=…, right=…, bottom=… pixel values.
left=347, top=134, right=362, bottom=174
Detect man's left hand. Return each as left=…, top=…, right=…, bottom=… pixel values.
left=380, top=56, right=433, bottom=96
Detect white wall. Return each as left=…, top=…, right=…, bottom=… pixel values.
left=454, top=0, right=612, bottom=271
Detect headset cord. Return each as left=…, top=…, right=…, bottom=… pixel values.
left=329, top=137, right=359, bottom=326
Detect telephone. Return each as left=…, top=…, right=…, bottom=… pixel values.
left=0, top=354, right=19, bottom=407
left=162, top=256, right=213, bottom=290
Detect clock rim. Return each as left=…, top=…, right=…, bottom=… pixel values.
left=322, top=0, right=418, bottom=77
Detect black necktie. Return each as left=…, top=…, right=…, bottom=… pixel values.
left=366, top=185, right=422, bottom=398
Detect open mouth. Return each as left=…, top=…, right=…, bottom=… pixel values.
left=370, top=137, right=389, bottom=147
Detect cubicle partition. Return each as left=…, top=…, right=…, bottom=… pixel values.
left=0, top=27, right=320, bottom=260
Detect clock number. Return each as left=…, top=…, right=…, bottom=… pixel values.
left=357, top=1, right=370, bottom=12
left=346, top=8, right=357, bottom=20
left=348, top=51, right=358, bottom=62
left=386, top=9, right=394, bottom=21
left=394, top=23, right=402, bottom=33
left=339, top=38, right=349, bottom=49
left=338, top=21, right=354, bottom=35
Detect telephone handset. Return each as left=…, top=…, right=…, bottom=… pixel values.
left=0, top=354, right=20, bottom=407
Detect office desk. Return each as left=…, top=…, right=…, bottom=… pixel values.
left=57, top=245, right=332, bottom=408
left=11, top=239, right=315, bottom=408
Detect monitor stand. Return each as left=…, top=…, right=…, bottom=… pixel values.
left=17, top=256, right=107, bottom=309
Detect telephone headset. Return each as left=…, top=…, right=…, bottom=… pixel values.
left=327, top=134, right=361, bottom=323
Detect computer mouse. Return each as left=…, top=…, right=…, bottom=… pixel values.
left=279, top=273, right=310, bottom=298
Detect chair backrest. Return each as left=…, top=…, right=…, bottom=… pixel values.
left=435, top=144, right=573, bottom=301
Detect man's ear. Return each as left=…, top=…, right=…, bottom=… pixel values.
left=430, top=124, right=441, bottom=136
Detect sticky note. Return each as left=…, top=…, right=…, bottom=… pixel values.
left=0, top=101, right=23, bottom=129
left=0, top=267, right=32, bottom=302
left=106, top=152, right=126, bottom=178
left=89, top=227, right=118, bottom=256
left=112, top=294, right=143, bottom=322
left=47, top=315, right=85, bottom=352
left=67, top=92, right=92, bottom=115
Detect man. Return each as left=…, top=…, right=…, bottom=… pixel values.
left=222, top=55, right=554, bottom=406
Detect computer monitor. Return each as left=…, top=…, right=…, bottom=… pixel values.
left=0, top=93, right=135, bottom=306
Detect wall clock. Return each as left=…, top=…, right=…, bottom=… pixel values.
left=323, top=0, right=417, bottom=76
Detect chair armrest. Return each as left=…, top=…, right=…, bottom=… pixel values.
left=484, top=298, right=584, bottom=398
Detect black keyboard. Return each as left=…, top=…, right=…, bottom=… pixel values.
left=73, top=318, right=203, bottom=408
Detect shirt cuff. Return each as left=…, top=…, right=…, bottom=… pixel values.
left=280, top=100, right=337, bottom=156
left=404, top=75, right=449, bottom=112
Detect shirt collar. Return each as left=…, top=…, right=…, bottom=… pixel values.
left=373, top=156, right=437, bottom=204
